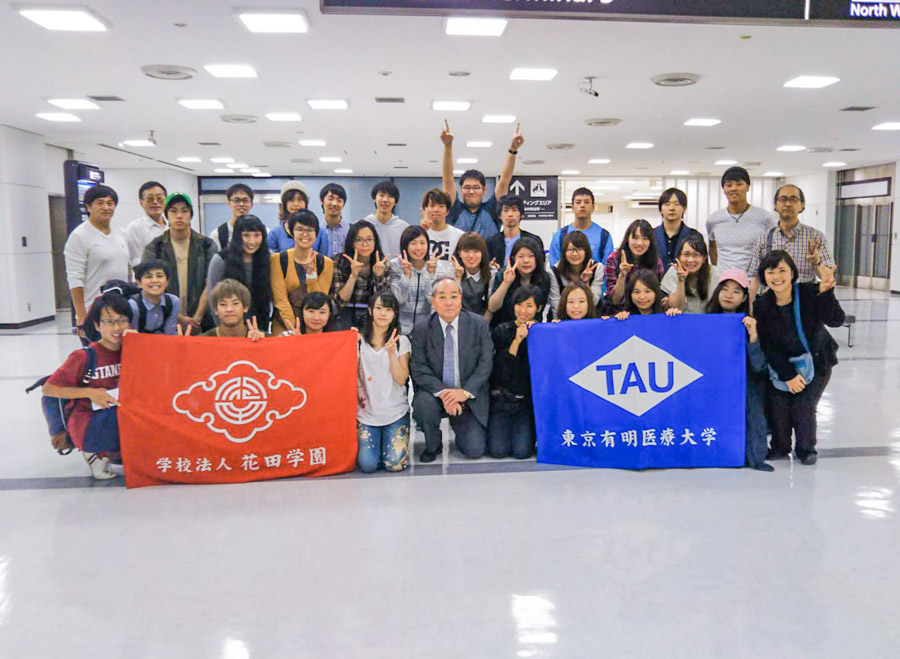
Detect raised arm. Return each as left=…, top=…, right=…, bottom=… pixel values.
left=441, top=120, right=457, bottom=206
left=495, top=123, right=523, bottom=199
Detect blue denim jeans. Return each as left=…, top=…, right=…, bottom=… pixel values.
left=357, top=413, right=410, bottom=473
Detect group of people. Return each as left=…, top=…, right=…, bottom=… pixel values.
left=52, top=122, right=845, bottom=480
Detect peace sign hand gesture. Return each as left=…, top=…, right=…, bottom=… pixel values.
left=372, top=251, right=390, bottom=278
left=176, top=323, right=193, bottom=337
left=502, top=258, right=517, bottom=285
left=580, top=258, right=597, bottom=283
left=451, top=254, right=465, bottom=281
left=807, top=240, right=821, bottom=266
left=300, top=249, right=318, bottom=275
left=618, top=251, right=633, bottom=279
left=675, top=259, right=689, bottom=282
left=246, top=317, right=265, bottom=342
left=384, top=328, right=400, bottom=355
left=344, top=249, right=365, bottom=277
left=400, top=250, right=413, bottom=278
left=440, top=119, right=454, bottom=146
left=425, top=247, right=441, bottom=275
left=509, top=122, right=524, bottom=152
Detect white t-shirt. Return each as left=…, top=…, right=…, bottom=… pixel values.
left=661, top=264, right=722, bottom=314
left=705, top=206, right=776, bottom=273
left=357, top=335, right=411, bottom=427
left=428, top=225, right=464, bottom=261
left=63, top=221, right=131, bottom=308
left=124, top=215, right=167, bottom=266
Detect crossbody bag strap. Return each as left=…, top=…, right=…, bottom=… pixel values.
left=792, top=284, right=811, bottom=353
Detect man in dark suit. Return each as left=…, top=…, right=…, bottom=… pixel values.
left=486, top=195, right=545, bottom=267
left=411, top=276, right=494, bottom=462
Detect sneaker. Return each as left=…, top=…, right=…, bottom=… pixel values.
left=800, top=453, right=818, bottom=466
left=83, top=452, right=117, bottom=480
left=751, top=463, right=775, bottom=472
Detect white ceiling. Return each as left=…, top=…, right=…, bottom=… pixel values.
left=2, top=0, right=899, bottom=179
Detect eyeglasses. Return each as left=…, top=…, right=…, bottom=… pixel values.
left=461, top=185, right=483, bottom=192
left=776, top=196, right=802, bottom=204
left=229, top=197, right=252, bottom=204
left=354, top=237, right=375, bottom=245
left=294, top=227, right=317, bottom=236
left=142, top=195, right=166, bottom=203
left=565, top=247, right=586, bottom=254
left=99, top=318, right=130, bottom=327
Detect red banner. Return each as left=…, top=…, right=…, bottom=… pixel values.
left=118, top=332, right=358, bottom=488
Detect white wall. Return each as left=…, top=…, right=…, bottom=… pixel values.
left=892, top=161, right=900, bottom=293
left=785, top=170, right=837, bottom=241
left=0, top=125, right=55, bottom=325
left=43, top=144, right=69, bottom=197
left=101, top=168, right=200, bottom=232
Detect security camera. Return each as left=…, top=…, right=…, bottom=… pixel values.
left=581, top=88, right=599, bottom=98
left=578, top=76, right=599, bottom=98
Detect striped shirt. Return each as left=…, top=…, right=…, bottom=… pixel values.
left=747, top=222, right=835, bottom=283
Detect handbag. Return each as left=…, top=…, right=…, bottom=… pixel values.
left=768, top=284, right=815, bottom=392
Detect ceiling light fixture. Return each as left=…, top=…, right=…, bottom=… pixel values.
left=298, top=139, right=326, bottom=147
left=783, top=76, right=840, bottom=89
left=444, top=17, right=507, bottom=36
left=684, top=118, right=721, bottom=127
left=179, top=99, right=224, bottom=110
left=307, top=99, right=348, bottom=110
left=210, top=157, right=234, bottom=163
left=226, top=163, right=249, bottom=169
left=670, top=170, right=690, bottom=175
left=763, top=171, right=784, bottom=177
left=561, top=170, right=581, bottom=175
left=240, top=168, right=261, bottom=174
left=510, top=68, right=558, bottom=81
left=48, top=98, right=99, bottom=110
left=319, top=156, right=342, bottom=163
left=457, top=158, right=478, bottom=164
left=204, top=64, right=257, bottom=78
left=873, top=122, right=900, bottom=131
left=715, top=159, right=738, bottom=165
left=252, top=172, right=272, bottom=177
left=119, top=139, right=155, bottom=148
left=334, top=168, right=353, bottom=174
left=822, top=161, right=847, bottom=167
left=35, top=112, right=81, bottom=122
left=177, top=157, right=202, bottom=163
left=588, top=158, right=611, bottom=164
left=265, top=112, right=302, bottom=122
left=433, top=101, right=471, bottom=112
left=466, top=141, right=492, bottom=148
left=237, top=12, right=308, bottom=33
left=453, top=169, right=464, bottom=175
left=626, top=142, right=654, bottom=149
left=213, top=168, right=233, bottom=174
left=482, top=114, right=515, bottom=124
left=19, top=7, right=108, bottom=31
left=776, top=145, right=806, bottom=152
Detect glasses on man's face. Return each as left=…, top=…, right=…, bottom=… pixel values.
left=230, top=197, right=252, bottom=205
left=295, top=227, right=316, bottom=236
left=99, top=318, right=130, bottom=327
left=565, top=247, right=585, bottom=254
left=142, top=195, right=166, bottom=203
left=776, top=196, right=802, bottom=205
left=355, top=237, right=375, bottom=245
left=461, top=185, right=483, bottom=192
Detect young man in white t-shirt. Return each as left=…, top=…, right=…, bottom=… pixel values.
left=63, top=184, right=130, bottom=336
left=419, top=188, right=462, bottom=261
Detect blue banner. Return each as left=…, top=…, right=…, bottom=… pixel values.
left=528, top=315, right=746, bottom=469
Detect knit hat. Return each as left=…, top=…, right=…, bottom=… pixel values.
left=281, top=180, right=310, bottom=202
left=717, top=268, right=750, bottom=290
left=164, top=192, right=193, bottom=215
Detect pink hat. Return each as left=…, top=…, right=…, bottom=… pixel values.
left=718, top=269, right=750, bottom=289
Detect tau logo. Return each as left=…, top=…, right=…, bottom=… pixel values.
left=569, top=335, right=702, bottom=416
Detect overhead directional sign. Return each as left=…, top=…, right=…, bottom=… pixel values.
left=505, top=175, right=558, bottom=221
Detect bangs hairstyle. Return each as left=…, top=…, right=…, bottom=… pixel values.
left=498, top=195, right=524, bottom=215
left=506, top=237, right=550, bottom=308
left=363, top=288, right=402, bottom=347
left=572, top=186, right=595, bottom=205
left=454, top=231, right=491, bottom=283
left=83, top=184, right=118, bottom=206
left=657, top=187, right=687, bottom=211
left=556, top=231, right=592, bottom=280
left=223, top=215, right=271, bottom=331
left=624, top=268, right=664, bottom=315
left=510, top=283, right=543, bottom=310
left=706, top=279, right=750, bottom=315
left=757, top=249, right=799, bottom=284
left=678, top=230, right=711, bottom=301
left=286, top=210, right=320, bottom=236
left=341, top=220, right=384, bottom=266
left=210, top=278, right=251, bottom=309
left=226, top=183, right=254, bottom=202
left=133, top=259, right=169, bottom=281
left=399, top=225, right=430, bottom=259
left=556, top=281, right=597, bottom=321
left=458, top=170, right=486, bottom=187
left=422, top=187, right=452, bottom=209
left=319, top=182, right=347, bottom=202
left=619, top=219, right=659, bottom=271
left=86, top=291, right=133, bottom=330
left=371, top=180, right=400, bottom=203
left=299, top=292, right=334, bottom=333
left=279, top=189, right=308, bottom=221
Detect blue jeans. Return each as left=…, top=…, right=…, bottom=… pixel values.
left=487, top=393, right=535, bottom=459
left=357, top=413, right=410, bottom=473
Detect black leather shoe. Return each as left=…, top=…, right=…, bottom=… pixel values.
left=766, top=449, right=789, bottom=460
left=800, top=453, right=818, bottom=465
left=419, top=444, right=443, bottom=463
left=751, top=463, right=775, bottom=472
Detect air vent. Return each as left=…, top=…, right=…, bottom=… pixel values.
left=807, top=147, right=833, bottom=154
left=840, top=106, right=876, bottom=112
left=705, top=146, right=726, bottom=150
left=198, top=142, right=221, bottom=146
left=741, top=161, right=761, bottom=167
left=523, top=160, right=545, bottom=165
left=387, top=143, right=407, bottom=147
left=141, top=64, right=196, bottom=80
left=651, top=72, right=700, bottom=87
left=449, top=71, right=471, bottom=77
left=394, top=166, right=409, bottom=169
left=220, top=114, right=259, bottom=124
left=87, top=95, right=125, bottom=102
left=546, top=143, right=575, bottom=151
left=290, top=158, right=314, bottom=164
left=838, top=148, right=861, bottom=152
left=584, top=118, right=621, bottom=127
left=264, top=141, right=293, bottom=148
left=375, top=97, right=405, bottom=104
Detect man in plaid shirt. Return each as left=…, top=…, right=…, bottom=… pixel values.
left=748, top=184, right=836, bottom=300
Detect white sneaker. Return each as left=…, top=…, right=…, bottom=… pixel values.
left=83, top=452, right=117, bottom=480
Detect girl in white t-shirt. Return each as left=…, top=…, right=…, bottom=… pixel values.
left=356, top=289, right=411, bottom=472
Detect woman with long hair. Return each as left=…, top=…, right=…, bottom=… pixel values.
left=661, top=230, right=721, bottom=313
left=604, top=219, right=665, bottom=313
left=391, top=225, right=453, bottom=333
left=331, top=220, right=392, bottom=330
left=615, top=268, right=681, bottom=320
left=356, top=289, right=411, bottom=473
left=453, top=231, right=493, bottom=318
left=548, top=231, right=603, bottom=319
left=555, top=281, right=598, bottom=321
left=206, top=214, right=271, bottom=331
left=488, top=237, right=550, bottom=326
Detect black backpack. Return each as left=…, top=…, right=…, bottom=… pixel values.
left=280, top=250, right=325, bottom=280
left=130, top=293, right=174, bottom=333
left=100, top=279, right=141, bottom=298
left=218, top=223, right=230, bottom=249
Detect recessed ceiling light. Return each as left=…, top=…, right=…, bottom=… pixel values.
left=319, top=157, right=342, bottom=163
left=670, top=170, right=691, bottom=175
left=177, top=157, right=202, bottom=163
left=510, top=68, right=557, bottom=81
left=237, top=12, right=308, bottom=33
left=715, top=159, right=738, bottom=165
left=482, top=114, right=516, bottom=124
left=210, top=157, right=234, bottom=163
left=763, top=171, right=784, bottom=177
left=307, top=99, right=348, bottom=110
left=776, top=145, right=806, bottom=152
left=561, top=170, right=581, bottom=175
left=179, top=99, right=224, bottom=110
left=588, top=158, right=611, bottom=164
left=457, top=158, right=478, bottom=164
left=784, top=76, right=840, bottom=89
left=119, top=139, right=155, bottom=147
left=240, top=168, right=261, bottom=174
left=298, top=139, right=326, bottom=147
left=48, top=98, right=99, bottom=110
left=265, top=112, right=302, bottom=122
left=823, top=161, right=847, bottom=167
left=20, top=8, right=108, bottom=31
left=213, top=168, right=233, bottom=174
left=35, top=112, right=80, bottom=122
left=433, top=101, right=471, bottom=112
left=227, top=163, right=249, bottom=169
left=873, top=122, right=900, bottom=131
left=452, top=169, right=465, bottom=175
left=626, top=142, right=654, bottom=149
left=334, top=168, right=353, bottom=174
left=252, top=172, right=272, bottom=178
left=444, top=17, right=507, bottom=37
left=204, top=64, right=257, bottom=78
left=466, top=141, right=492, bottom=148
left=684, top=118, right=721, bottom=127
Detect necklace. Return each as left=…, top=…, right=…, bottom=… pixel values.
left=727, top=205, right=749, bottom=221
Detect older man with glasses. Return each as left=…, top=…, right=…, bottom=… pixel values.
left=125, top=181, right=168, bottom=266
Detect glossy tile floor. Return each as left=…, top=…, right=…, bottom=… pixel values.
left=2, top=289, right=899, bottom=658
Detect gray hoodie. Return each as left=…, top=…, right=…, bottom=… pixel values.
left=365, top=213, right=409, bottom=258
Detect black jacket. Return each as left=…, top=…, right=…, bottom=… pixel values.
left=490, top=321, right=532, bottom=400
left=755, top=283, right=845, bottom=381
left=486, top=230, right=545, bottom=266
